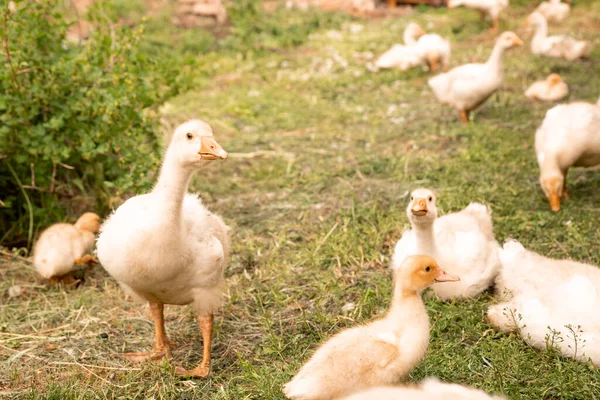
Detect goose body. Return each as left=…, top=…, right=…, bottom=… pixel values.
left=527, top=12, right=591, bottom=60
left=488, top=241, right=600, bottom=366
left=525, top=73, right=568, bottom=102
left=341, top=378, right=506, bottom=400
left=447, top=0, right=509, bottom=32
left=391, top=189, right=500, bottom=300
left=96, top=120, right=230, bottom=377
left=428, top=32, right=522, bottom=123
left=283, top=256, right=459, bottom=400
left=534, top=99, right=600, bottom=211
left=417, top=33, right=452, bottom=72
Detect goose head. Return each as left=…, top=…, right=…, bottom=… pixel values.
left=547, top=73, right=562, bottom=86
left=398, top=255, right=460, bottom=292
left=75, top=212, right=101, bottom=233
left=170, top=119, right=228, bottom=167
left=406, top=188, right=438, bottom=226
left=540, top=174, right=564, bottom=211
left=404, top=23, right=425, bottom=45
left=524, top=12, right=546, bottom=28
left=496, top=31, right=523, bottom=49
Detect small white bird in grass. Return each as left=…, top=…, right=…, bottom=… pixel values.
left=33, top=212, right=101, bottom=283
left=526, top=12, right=592, bottom=61
left=525, top=73, right=568, bottom=102
left=283, top=255, right=459, bottom=400
left=536, top=0, right=570, bottom=23
left=375, top=23, right=425, bottom=71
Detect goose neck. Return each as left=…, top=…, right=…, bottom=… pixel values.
left=387, top=285, right=426, bottom=322
left=412, top=220, right=436, bottom=255
left=152, top=151, right=194, bottom=226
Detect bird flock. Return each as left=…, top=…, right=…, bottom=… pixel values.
left=24, top=0, right=600, bottom=399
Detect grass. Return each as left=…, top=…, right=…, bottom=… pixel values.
left=2, top=0, right=600, bottom=399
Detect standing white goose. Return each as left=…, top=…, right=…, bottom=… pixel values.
left=428, top=32, right=522, bottom=123
left=447, top=0, right=509, bottom=32
left=96, top=120, right=230, bottom=378
left=526, top=12, right=591, bottom=60
left=391, top=189, right=500, bottom=300
left=534, top=98, right=600, bottom=211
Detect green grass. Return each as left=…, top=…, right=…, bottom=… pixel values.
left=2, top=1, right=600, bottom=399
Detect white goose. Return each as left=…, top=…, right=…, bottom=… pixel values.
left=391, top=189, right=500, bottom=300
left=525, top=73, right=568, bottom=102
left=534, top=98, right=600, bottom=211
left=447, top=0, right=509, bottom=32
left=526, top=12, right=592, bottom=60
left=416, top=28, right=452, bottom=72
left=375, top=23, right=425, bottom=71
left=428, top=32, right=522, bottom=123
left=96, top=120, right=230, bottom=377
left=488, top=240, right=600, bottom=366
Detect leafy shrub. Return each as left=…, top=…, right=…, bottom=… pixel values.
left=0, top=0, right=191, bottom=249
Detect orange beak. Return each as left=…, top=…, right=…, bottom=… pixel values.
left=199, top=137, right=228, bottom=160
left=548, top=194, right=561, bottom=212
left=435, top=270, right=460, bottom=282
left=411, top=198, right=428, bottom=216
left=416, top=26, right=426, bottom=37
left=522, top=18, right=530, bottom=27
left=512, top=36, right=524, bottom=46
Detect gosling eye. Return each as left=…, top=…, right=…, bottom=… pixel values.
left=186, top=133, right=193, bottom=140
left=428, top=196, right=433, bottom=202
left=425, top=266, right=431, bottom=272
left=410, top=196, right=414, bottom=201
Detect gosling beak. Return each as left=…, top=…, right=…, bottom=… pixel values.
left=199, top=137, right=228, bottom=160
left=548, top=193, right=561, bottom=212
left=435, top=270, right=460, bottom=283
left=522, top=19, right=530, bottom=27
left=417, top=27, right=426, bottom=37
left=513, top=37, right=524, bottom=46
left=411, top=198, right=428, bottom=216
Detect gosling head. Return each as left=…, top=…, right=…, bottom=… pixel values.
left=547, top=73, right=562, bottom=86
left=170, top=119, right=228, bottom=167
left=496, top=31, right=524, bottom=49
left=406, top=188, right=438, bottom=226
left=540, top=174, right=564, bottom=212
left=398, top=255, right=460, bottom=292
left=75, top=212, right=101, bottom=233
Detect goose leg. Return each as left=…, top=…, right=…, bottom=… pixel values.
left=175, top=314, right=213, bottom=378
left=562, top=171, right=569, bottom=199
left=387, top=0, right=396, bottom=8
left=74, top=254, right=99, bottom=267
left=459, top=110, right=469, bottom=124
left=490, top=17, right=499, bottom=33
left=122, top=302, right=175, bottom=362
left=428, top=56, right=438, bottom=72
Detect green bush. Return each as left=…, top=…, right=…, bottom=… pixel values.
left=0, top=0, right=190, bottom=249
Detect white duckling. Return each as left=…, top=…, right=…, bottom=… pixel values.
left=525, top=73, right=568, bottom=102
left=375, top=23, right=425, bottom=71
left=536, top=0, right=570, bottom=23
left=488, top=240, right=600, bottom=366
left=340, top=378, right=506, bottom=400
left=534, top=98, right=600, bottom=211
left=416, top=27, right=452, bottom=72
left=526, top=12, right=591, bottom=60
left=428, top=31, right=523, bottom=123
left=96, top=120, right=230, bottom=378
left=33, top=212, right=101, bottom=281
left=447, top=0, right=509, bottom=32
left=283, top=255, right=459, bottom=400
left=391, top=189, right=500, bottom=300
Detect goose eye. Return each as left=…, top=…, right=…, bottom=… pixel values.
left=425, top=266, right=431, bottom=272
left=410, top=196, right=414, bottom=201
left=428, top=196, right=432, bottom=202
left=186, top=133, right=193, bottom=140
